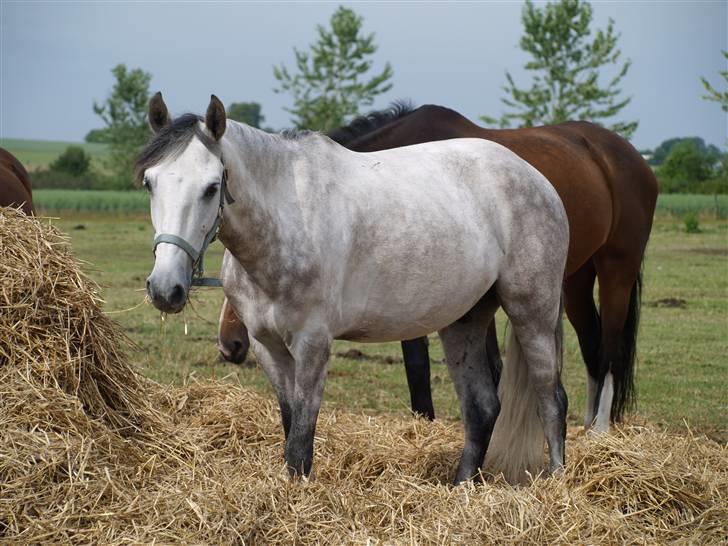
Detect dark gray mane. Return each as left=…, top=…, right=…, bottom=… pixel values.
left=326, top=100, right=416, bottom=146
left=280, top=128, right=316, bottom=140
left=134, top=114, right=217, bottom=183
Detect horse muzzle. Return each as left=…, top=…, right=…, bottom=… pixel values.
left=147, top=240, right=195, bottom=313
left=146, top=275, right=189, bottom=314
left=218, top=334, right=250, bottom=365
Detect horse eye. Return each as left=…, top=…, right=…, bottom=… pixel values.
left=203, top=184, right=219, bottom=199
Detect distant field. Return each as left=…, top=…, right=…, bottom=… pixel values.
left=0, top=138, right=108, bottom=171
left=34, top=189, right=148, bottom=213
left=33, top=188, right=728, bottom=219
left=656, top=193, right=727, bottom=218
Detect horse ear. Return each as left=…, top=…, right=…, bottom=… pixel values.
left=205, top=94, right=226, bottom=141
left=148, top=92, right=171, bottom=134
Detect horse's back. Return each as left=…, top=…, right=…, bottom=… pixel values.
left=0, top=148, right=34, bottom=215
left=380, top=108, right=656, bottom=275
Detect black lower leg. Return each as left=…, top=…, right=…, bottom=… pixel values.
left=454, top=392, right=499, bottom=484
left=278, top=397, right=292, bottom=440
left=484, top=320, right=502, bottom=385
left=556, top=381, right=568, bottom=464
left=401, top=337, right=435, bottom=420
left=284, top=402, right=316, bottom=476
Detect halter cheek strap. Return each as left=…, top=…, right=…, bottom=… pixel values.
left=152, top=161, right=233, bottom=288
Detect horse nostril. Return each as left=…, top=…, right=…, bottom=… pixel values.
left=233, top=341, right=243, bottom=354
left=169, top=284, right=185, bottom=306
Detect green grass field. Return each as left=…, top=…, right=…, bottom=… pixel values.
left=29, top=189, right=728, bottom=221
left=34, top=189, right=149, bottom=213
left=39, top=211, right=728, bottom=443
left=657, top=193, right=728, bottom=218
left=0, top=138, right=109, bottom=171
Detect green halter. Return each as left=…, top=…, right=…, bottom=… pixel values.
left=152, top=162, right=234, bottom=288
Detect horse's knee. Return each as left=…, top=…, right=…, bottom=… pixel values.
left=528, top=365, right=559, bottom=390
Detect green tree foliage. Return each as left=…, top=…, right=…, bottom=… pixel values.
left=227, top=102, right=265, bottom=128
left=483, top=0, right=637, bottom=138
left=661, top=141, right=714, bottom=183
left=92, top=64, right=151, bottom=188
left=650, top=137, right=722, bottom=167
left=701, top=50, right=728, bottom=112
left=50, top=146, right=91, bottom=177
left=33, top=146, right=98, bottom=190
left=273, top=6, right=393, bottom=131
left=84, top=128, right=112, bottom=144
left=657, top=140, right=727, bottom=194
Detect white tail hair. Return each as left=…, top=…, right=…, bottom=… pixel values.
left=484, top=328, right=545, bottom=484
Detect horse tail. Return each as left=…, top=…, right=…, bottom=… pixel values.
left=485, top=299, right=564, bottom=484
left=610, top=269, right=642, bottom=421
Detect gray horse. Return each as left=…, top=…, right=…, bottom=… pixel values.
left=140, top=93, right=569, bottom=485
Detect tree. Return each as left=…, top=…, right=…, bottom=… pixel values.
left=273, top=6, right=393, bottom=131
left=701, top=51, right=728, bottom=112
left=660, top=140, right=715, bottom=184
left=227, top=102, right=265, bottom=128
left=650, top=137, right=722, bottom=167
left=482, top=0, right=637, bottom=138
left=84, top=128, right=112, bottom=144
left=50, top=146, right=91, bottom=177
left=92, top=64, right=151, bottom=188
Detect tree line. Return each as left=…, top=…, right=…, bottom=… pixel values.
left=39, top=1, right=726, bottom=194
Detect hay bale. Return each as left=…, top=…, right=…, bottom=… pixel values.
left=0, top=208, right=157, bottom=431
left=1, top=207, right=726, bottom=544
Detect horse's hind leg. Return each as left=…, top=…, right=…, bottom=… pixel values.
left=516, top=322, right=567, bottom=474
left=439, top=292, right=500, bottom=484
left=563, top=260, right=601, bottom=429
left=494, top=276, right=567, bottom=479
left=593, top=252, right=642, bottom=432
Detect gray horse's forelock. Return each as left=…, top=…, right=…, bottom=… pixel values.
left=134, top=113, right=219, bottom=183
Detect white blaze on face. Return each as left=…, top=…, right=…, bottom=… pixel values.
left=144, top=136, right=225, bottom=313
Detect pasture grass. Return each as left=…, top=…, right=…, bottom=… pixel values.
left=31, top=189, right=728, bottom=220
left=1, top=137, right=109, bottom=171
left=33, top=189, right=149, bottom=213
left=48, top=212, right=728, bottom=442
left=656, top=193, right=728, bottom=219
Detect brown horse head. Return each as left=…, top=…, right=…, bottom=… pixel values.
left=217, top=297, right=250, bottom=364
left=0, top=148, right=34, bottom=215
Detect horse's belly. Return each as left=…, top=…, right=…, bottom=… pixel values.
left=334, top=260, right=498, bottom=343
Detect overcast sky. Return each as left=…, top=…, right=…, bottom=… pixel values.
left=1, top=1, right=726, bottom=150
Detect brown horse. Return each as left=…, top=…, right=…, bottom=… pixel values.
left=219, top=103, right=658, bottom=431
left=0, top=148, right=34, bottom=215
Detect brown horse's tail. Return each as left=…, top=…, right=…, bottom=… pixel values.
left=610, top=268, right=642, bottom=422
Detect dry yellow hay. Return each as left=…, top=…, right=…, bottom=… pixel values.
left=1, top=207, right=726, bottom=544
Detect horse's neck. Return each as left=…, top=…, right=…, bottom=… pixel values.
left=342, top=116, right=407, bottom=151
left=347, top=106, right=484, bottom=151
left=218, top=124, right=321, bottom=293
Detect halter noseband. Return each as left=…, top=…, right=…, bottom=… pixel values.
left=152, top=160, right=234, bottom=288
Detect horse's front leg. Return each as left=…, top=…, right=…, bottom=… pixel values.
left=284, top=330, right=331, bottom=477
left=249, top=336, right=295, bottom=439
